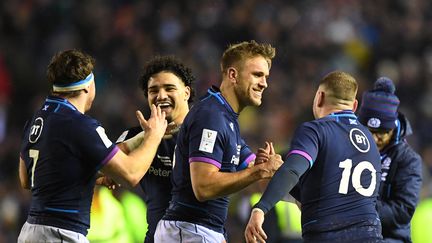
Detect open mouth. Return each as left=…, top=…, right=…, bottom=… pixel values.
left=156, top=101, right=173, bottom=111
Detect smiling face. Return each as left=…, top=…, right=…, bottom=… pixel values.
left=147, top=71, right=190, bottom=124
left=234, top=56, right=270, bottom=108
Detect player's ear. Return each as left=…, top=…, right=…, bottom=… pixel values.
left=316, top=91, right=324, bottom=107
left=184, top=86, right=191, bottom=101
left=227, top=67, right=238, bottom=83
left=352, top=99, right=358, bottom=112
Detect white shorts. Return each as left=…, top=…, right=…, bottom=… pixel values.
left=18, top=221, right=89, bottom=243
left=155, top=219, right=226, bottom=243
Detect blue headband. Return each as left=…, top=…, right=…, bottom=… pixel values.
left=52, top=72, right=94, bottom=92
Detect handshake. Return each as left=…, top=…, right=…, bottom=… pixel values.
left=253, top=142, right=284, bottom=178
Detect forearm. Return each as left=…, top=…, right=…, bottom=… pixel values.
left=102, top=106, right=167, bottom=187
left=123, top=134, right=161, bottom=183
left=102, top=133, right=162, bottom=187
left=191, top=150, right=282, bottom=201
left=191, top=164, right=264, bottom=201
left=119, top=131, right=144, bottom=154
left=255, top=154, right=309, bottom=213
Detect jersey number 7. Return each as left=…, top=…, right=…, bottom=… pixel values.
left=29, top=149, right=40, bottom=188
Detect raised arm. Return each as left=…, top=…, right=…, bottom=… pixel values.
left=101, top=105, right=167, bottom=187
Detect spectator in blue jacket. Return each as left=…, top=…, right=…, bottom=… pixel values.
left=358, top=77, right=423, bottom=243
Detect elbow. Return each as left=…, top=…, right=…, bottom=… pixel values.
left=121, top=174, right=142, bottom=188
left=194, top=192, right=207, bottom=202
left=19, top=177, right=30, bottom=190
left=192, top=186, right=211, bottom=202
left=117, top=143, right=130, bottom=154
left=125, top=176, right=141, bottom=188
left=21, top=182, right=30, bottom=190
left=194, top=192, right=208, bottom=202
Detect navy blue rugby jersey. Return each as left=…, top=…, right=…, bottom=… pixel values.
left=19, top=96, right=118, bottom=235
left=288, top=110, right=381, bottom=234
left=163, top=86, right=256, bottom=233
left=116, top=126, right=175, bottom=242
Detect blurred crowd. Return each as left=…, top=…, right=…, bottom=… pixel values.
left=1, top=0, right=432, bottom=242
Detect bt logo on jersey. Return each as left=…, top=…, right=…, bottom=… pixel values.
left=29, top=117, right=44, bottom=143
left=355, top=134, right=367, bottom=144
left=349, top=128, right=370, bottom=153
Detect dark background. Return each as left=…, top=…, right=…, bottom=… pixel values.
left=1, top=0, right=432, bottom=242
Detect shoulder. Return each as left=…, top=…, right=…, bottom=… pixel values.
left=393, top=142, right=422, bottom=168
left=290, top=121, right=321, bottom=148
left=65, top=114, right=108, bottom=142
left=42, top=111, right=98, bottom=135
left=66, top=112, right=101, bottom=128
left=186, top=101, right=228, bottom=127
left=191, top=97, right=226, bottom=114
left=294, top=121, right=320, bottom=136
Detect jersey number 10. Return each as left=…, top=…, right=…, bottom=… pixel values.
left=338, top=159, right=376, bottom=197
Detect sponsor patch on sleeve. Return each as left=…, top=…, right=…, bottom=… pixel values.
left=199, top=129, right=217, bottom=153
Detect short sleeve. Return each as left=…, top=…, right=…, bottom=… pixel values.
left=237, top=138, right=255, bottom=171
left=287, top=122, right=320, bottom=167
left=72, top=118, right=119, bottom=170
left=187, top=108, right=228, bottom=169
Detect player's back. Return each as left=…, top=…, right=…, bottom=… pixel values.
left=20, top=96, right=117, bottom=235
left=291, top=111, right=382, bottom=241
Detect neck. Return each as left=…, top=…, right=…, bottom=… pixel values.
left=173, top=107, right=189, bottom=125
left=317, top=105, right=353, bottom=119
left=63, top=95, right=87, bottom=114
left=220, top=80, right=242, bottom=113
left=323, top=108, right=347, bottom=117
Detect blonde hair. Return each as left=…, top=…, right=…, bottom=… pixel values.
left=220, top=40, right=275, bottom=74
left=319, top=71, right=358, bottom=105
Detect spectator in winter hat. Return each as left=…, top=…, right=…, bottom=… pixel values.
left=358, top=77, right=422, bottom=242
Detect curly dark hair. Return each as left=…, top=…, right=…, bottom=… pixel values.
left=139, top=55, right=195, bottom=103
